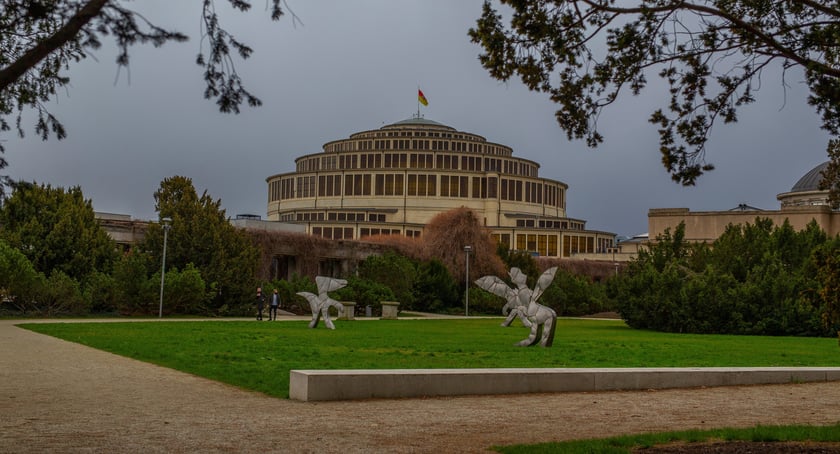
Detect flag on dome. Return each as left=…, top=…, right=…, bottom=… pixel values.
left=418, top=89, right=428, bottom=106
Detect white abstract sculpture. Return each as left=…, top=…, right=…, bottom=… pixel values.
left=297, top=276, right=347, bottom=329
left=475, top=267, right=558, bottom=347
left=475, top=268, right=530, bottom=328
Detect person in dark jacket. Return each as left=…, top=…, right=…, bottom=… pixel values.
left=256, top=287, right=266, bottom=320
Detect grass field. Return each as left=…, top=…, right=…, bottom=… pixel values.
left=493, top=423, right=840, bottom=453
left=20, top=317, right=840, bottom=399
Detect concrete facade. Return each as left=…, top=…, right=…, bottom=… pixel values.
left=229, top=218, right=306, bottom=233
left=94, top=212, right=148, bottom=249
left=289, top=367, right=840, bottom=401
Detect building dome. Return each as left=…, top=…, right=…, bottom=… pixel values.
left=383, top=117, right=455, bottom=130
left=790, top=161, right=829, bottom=193
left=777, top=161, right=830, bottom=208
left=265, top=117, right=616, bottom=258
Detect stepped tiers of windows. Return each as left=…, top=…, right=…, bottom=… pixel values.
left=266, top=117, right=615, bottom=258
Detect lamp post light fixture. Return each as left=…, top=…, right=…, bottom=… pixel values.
left=158, top=217, right=172, bottom=318
left=464, top=245, right=472, bottom=317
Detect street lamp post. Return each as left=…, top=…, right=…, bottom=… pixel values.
left=464, top=245, right=472, bottom=317
left=159, top=217, right=172, bottom=318
left=613, top=248, right=619, bottom=276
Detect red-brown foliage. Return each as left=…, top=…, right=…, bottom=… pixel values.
left=242, top=208, right=638, bottom=285
left=358, top=234, right=425, bottom=260
left=421, top=207, right=506, bottom=282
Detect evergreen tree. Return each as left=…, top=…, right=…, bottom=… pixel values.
left=111, top=249, right=156, bottom=315
left=813, top=237, right=840, bottom=336
left=0, top=181, right=118, bottom=282
left=0, top=2, right=285, bottom=139
left=0, top=1, right=288, bottom=197
left=470, top=1, right=840, bottom=193
left=0, top=237, right=40, bottom=311
left=145, top=176, right=259, bottom=314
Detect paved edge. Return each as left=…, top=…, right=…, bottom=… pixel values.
left=290, top=367, right=840, bottom=401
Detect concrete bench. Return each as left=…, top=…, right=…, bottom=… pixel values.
left=380, top=301, right=399, bottom=320
left=289, top=367, right=840, bottom=401
left=338, top=302, right=356, bottom=320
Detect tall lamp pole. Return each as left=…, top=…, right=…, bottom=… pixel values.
left=464, top=245, right=472, bottom=317
left=159, top=217, right=172, bottom=318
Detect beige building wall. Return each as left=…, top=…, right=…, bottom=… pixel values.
left=648, top=206, right=839, bottom=242
left=95, top=212, right=147, bottom=247
left=643, top=161, right=839, bottom=245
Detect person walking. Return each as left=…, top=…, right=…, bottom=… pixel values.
left=256, top=287, right=266, bottom=321
left=269, top=288, right=281, bottom=320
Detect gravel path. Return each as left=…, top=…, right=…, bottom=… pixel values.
left=2, top=319, right=840, bottom=453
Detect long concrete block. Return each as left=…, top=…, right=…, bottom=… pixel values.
left=289, top=367, right=840, bottom=401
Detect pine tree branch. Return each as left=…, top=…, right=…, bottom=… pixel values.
left=0, top=0, right=109, bottom=93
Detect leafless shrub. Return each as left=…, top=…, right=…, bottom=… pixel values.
left=422, top=207, right=506, bottom=282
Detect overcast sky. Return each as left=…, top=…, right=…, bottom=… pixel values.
left=3, top=1, right=833, bottom=237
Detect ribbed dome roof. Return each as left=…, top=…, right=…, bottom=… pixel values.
left=382, top=117, right=455, bottom=130
left=791, top=162, right=829, bottom=192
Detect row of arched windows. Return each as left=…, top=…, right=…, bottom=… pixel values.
left=268, top=173, right=566, bottom=209
left=295, top=151, right=538, bottom=177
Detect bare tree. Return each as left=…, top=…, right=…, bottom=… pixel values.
left=422, top=207, right=506, bottom=282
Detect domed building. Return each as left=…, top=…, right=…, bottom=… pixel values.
left=777, top=161, right=832, bottom=208
left=265, top=117, right=616, bottom=258
left=645, top=161, right=839, bottom=246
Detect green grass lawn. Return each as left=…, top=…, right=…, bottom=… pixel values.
left=493, top=423, right=840, bottom=453
left=20, top=318, right=840, bottom=399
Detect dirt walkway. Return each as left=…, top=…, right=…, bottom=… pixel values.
left=2, top=319, right=840, bottom=453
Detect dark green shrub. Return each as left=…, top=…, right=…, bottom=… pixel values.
left=357, top=251, right=417, bottom=308
left=466, top=287, right=504, bottom=315
left=0, top=238, right=40, bottom=313
left=412, top=259, right=459, bottom=312
left=612, top=220, right=834, bottom=337
left=159, top=264, right=209, bottom=315
left=83, top=271, right=120, bottom=314
left=332, top=275, right=395, bottom=314
left=29, top=271, right=85, bottom=316
left=541, top=269, right=610, bottom=316
left=497, top=245, right=540, bottom=287
left=112, top=250, right=157, bottom=315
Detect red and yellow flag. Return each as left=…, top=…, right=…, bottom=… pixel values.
left=418, top=89, right=429, bottom=106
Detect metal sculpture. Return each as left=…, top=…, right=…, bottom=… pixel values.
left=474, top=267, right=530, bottom=328
left=475, top=267, right=558, bottom=347
left=297, top=276, right=347, bottom=329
